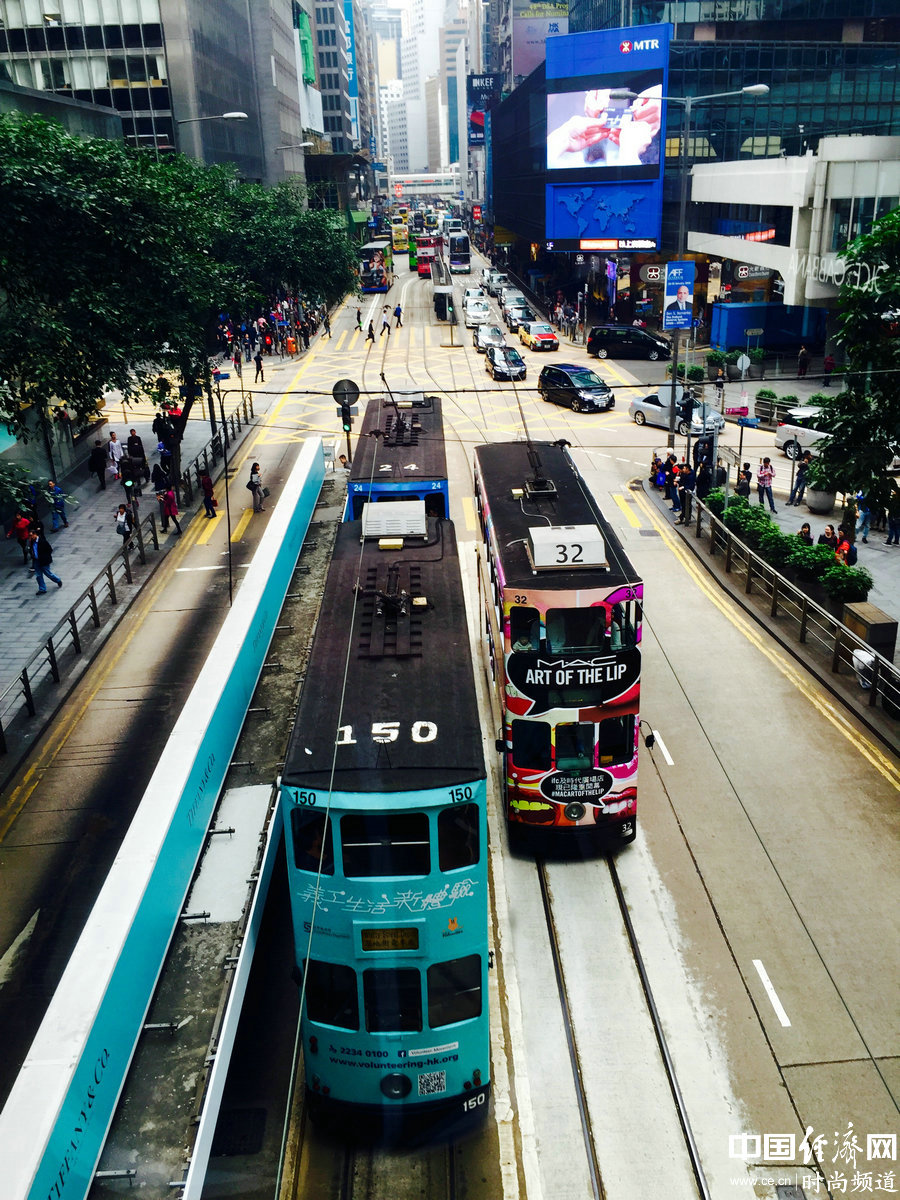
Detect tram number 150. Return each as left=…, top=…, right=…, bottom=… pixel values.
left=463, top=1092, right=486, bottom=1112
left=336, top=721, right=438, bottom=745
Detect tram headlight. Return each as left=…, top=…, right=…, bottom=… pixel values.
left=564, top=802, right=585, bottom=822
left=380, top=1072, right=412, bottom=1100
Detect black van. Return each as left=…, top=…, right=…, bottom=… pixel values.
left=587, top=325, right=671, bottom=361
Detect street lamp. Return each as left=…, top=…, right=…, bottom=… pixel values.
left=175, top=111, right=249, bottom=125
left=610, top=83, right=769, bottom=449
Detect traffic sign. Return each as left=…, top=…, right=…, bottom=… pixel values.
left=738, top=416, right=760, bottom=428
left=718, top=446, right=739, bottom=466
left=743, top=327, right=764, bottom=337
left=458, top=189, right=465, bottom=198
left=333, top=379, right=360, bottom=409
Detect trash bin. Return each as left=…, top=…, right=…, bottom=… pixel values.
left=286, top=336, right=296, bottom=354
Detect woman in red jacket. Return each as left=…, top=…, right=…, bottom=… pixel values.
left=164, top=487, right=182, bottom=535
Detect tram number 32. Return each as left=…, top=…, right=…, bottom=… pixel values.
left=336, top=721, right=438, bottom=745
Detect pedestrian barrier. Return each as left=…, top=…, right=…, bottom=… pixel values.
left=688, top=498, right=900, bottom=732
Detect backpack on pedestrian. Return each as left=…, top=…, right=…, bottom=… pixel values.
left=846, top=543, right=858, bottom=566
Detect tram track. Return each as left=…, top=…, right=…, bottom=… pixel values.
left=534, top=851, right=712, bottom=1200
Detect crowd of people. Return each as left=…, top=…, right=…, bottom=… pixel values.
left=216, top=299, right=334, bottom=375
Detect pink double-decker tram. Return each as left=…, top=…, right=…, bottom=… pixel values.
left=474, top=440, right=643, bottom=847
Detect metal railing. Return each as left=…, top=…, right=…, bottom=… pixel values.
left=687, top=497, right=900, bottom=725
left=0, top=395, right=256, bottom=761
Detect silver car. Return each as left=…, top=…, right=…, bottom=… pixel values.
left=628, top=389, right=726, bottom=437
left=473, top=324, right=506, bottom=353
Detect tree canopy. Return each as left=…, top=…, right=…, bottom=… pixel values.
left=813, top=207, right=900, bottom=506
left=0, top=113, right=358, bottom=441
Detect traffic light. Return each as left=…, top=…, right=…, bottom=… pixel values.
left=341, top=402, right=352, bottom=432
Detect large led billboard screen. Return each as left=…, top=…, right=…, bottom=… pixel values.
left=544, top=24, right=671, bottom=252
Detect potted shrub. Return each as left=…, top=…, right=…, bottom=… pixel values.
left=747, top=347, right=766, bottom=379
left=820, top=562, right=873, bottom=609
left=785, top=542, right=836, bottom=583
left=665, top=362, right=686, bottom=379
left=756, top=525, right=795, bottom=569
left=686, top=363, right=705, bottom=383
left=706, top=349, right=726, bottom=380
left=724, top=349, right=742, bottom=381
left=754, top=386, right=778, bottom=422
left=804, top=457, right=837, bottom=514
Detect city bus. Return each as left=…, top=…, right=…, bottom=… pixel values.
left=358, top=241, right=393, bottom=293
left=474, top=440, right=642, bottom=847
left=448, top=232, right=471, bottom=274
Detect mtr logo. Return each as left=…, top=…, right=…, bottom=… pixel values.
left=620, top=38, right=660, bottom=52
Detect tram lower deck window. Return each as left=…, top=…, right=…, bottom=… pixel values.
left=341, top=813, right=430, bottom=877
left=364, top=967, right=422, bottom=1032
left=306, top=960, right=359, bottom=1030
left=427, top=955, right=482, bottom=1027
left=511, top=720, right=551, bottom=770
left=438, top=803, right=480, bottom=870
left=597, top=715, right=635, bottom=766
left=555, top=722, right=594, bottom=771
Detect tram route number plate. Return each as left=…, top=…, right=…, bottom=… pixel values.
left=361, top=927, right=419, bottom=952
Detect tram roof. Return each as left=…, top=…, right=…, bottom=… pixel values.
left=349, top=394, right=447, bottom=486
left=282, top=517, right=484, bottom=794
left=474, top=440, right=641, bottom=591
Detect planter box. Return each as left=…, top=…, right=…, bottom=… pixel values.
left=726, top=364, right=742, bottom=381
left=805, top=488, right=836, bottom=515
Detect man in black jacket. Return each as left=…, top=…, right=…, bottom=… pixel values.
left=88, top=439, right=107, bottom=490
left=30, top=530, right=62, bottom=595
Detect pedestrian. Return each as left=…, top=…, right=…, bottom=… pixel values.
left=6, top=510, right=32, bottom=565
left=835, top=526, right=856, bottom=565
left=30, top=529, right=62, bottom=595
left=301, top=321, right=310, bottom=350
left=47, top=480, right=69, bottom=530
left=855, top=492, right=871, bottom=544
left=356, top=307, right=362, bottom=331
left=366, top=320, right=375, bottom=342
left=107, top=430, right=124, bottom=479
left=163, top=486, right=182, bottom=535
left=249, top=462, right=265, bottom=512
left=817, top=524, right=838, bottom=550
left=394, top=302, right=403, bottom=328
left=254, top=351, right=264, bottom=382
left=787, top=452, right=811, bottom=506
left=714, top=368, right=725, bottom=407
left=88, top=439, right=107, bottom=491
left=200, top=472, right=217, bottom=518
left=232, top=348, right=242, bottom=376
left=714, top=458, right=727, bottom=489
left=126, top=428, right=149, bottom=482
left=323, top=312, right=331, bottom=338
left=114, top=502, right=134, bottom=547
left=676, top=463, right=696, bottom=524
left=380, top=305, right=391, bottom=336
left=796, top=522, right=814, bottom=546
left=756, top=457, right=777, bottom=512
left=122, top=480, right=140, bottom=525
left=736, top=462, right=753, bottom=498
left=151, top=461, right=169, bottom=492
left=695, top=460, right=712, bottom=501
left=822, top=352, right=836, bottom=386
left=797, top=345, right=810, bottom=378
left=338, top=454, right=350, bottom=472
left=666, top=457, right=681, bottom=514
left=885, top=483, right=900, bottom=546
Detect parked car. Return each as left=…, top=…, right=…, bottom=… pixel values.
left=628, top=388, right=725, bottom=436
left=486, top=344, right=527, bottom=381
left=774, top=406, right=830, bottom=460
left=519, top=321, right=560, bottom=351
left=473, top=324, right=507, bottom=353
left=486, top=272, right=509, bottom=296
left=505, top=305, right=537, bottom=332
left=588, top=325, right=671, bottom=361
left=464, top=298, right=491, bottom=327
left=538, top=364, right=614, bottom=412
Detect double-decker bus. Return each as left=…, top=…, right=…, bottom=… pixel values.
left=415, top=235, right=440, bottom=277
left=358, top=241, right=393, bottom=293
left=448, top=232, right=471, bottom=274
left=474, top=440, right=642, bottom=847
left=392, top=222, right=410, bottom=255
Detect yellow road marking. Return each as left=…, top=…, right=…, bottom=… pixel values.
left=612, top=492, right=642, bottom=528
left=461, top=495, right=477, bottom=532
left=230, top=507, right=253, bottom=542
left=409, top=328, right=416, bottom=349
left=632, top=488, right=900, bottom=789
left=195, top=508, right=220, bottom=545
left=334, top=330, right=347, bottom=351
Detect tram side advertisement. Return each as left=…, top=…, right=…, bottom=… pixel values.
left=544, top=23, right=670, bottom=252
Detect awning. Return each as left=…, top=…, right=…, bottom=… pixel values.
left=347, top=209, right=369, bottom=226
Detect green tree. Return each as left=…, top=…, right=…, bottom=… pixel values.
left=814, top=207, right=900, bottom=506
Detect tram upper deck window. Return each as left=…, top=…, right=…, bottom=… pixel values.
left=555, top=722, right=594, bottom=771
left=341, top=813, right=430, bottom=877
left=509, top=605, right=540, bottom=651
left=364, top=967, right=422, bottom=1032
left=427, top=955, right=482, bottom=1027
left=546, top=608, right=606, bottom=653
left=597, top=715, right=635, bottom=766
left=291, top=810, right=334, bottom=874
left=306, top=960, right=359, bottom=1030
left=511, top=719, right=551, bottom=770
left=438, top=804, right=479, bottom=871
left=609, top=600, right=639, bottom=650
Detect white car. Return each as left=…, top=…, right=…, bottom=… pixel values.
left=463, top=286, right=486, bottom=304
left=628, top=389, right=726, bottom=437
left=464, top=298, right=491, bottom=327
left=774, top=406, right=830, bottom=460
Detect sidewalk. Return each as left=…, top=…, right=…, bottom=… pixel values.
left=0, top=350, right=305, bottom=696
